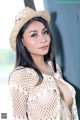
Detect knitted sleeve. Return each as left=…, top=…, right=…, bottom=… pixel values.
left=9, top=85, right=28, bottom=120
left=8, top=67, right=33, bottom=120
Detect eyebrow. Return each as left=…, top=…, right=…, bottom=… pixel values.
left=29, top=27, right=47, bottom=33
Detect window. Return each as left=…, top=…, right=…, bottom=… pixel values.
left=0, top=0, right=24, bottom=85
left=33, top=0, right=44, bottom=10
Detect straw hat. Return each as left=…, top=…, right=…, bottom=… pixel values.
left=9, top=7, right=50, bottom=51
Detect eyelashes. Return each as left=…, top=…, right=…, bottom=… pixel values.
left=30, top=30, right=49, bottom=38
left=43, top=30, right=49, bottom=34
left=31, top=34, right=37, bottom=37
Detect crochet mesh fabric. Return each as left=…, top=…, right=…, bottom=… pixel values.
left=9, top=62, right=79, bottom=120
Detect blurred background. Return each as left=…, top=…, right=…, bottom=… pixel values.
left=0, top=0, right=80, bottom=119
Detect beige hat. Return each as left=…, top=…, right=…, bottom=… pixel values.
left=9, top=7, right=50, bottom=51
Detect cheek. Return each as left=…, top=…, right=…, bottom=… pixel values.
left=46, top=35, right=51, bottom=42
left=48, top=37, right=51, bottom=44
left=24, top=40, right=37, bottom=52
left=28, top=41, right=37, bottom=47
left=23, top=38, right=36, bottom=47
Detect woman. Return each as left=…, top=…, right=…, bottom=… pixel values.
left=9, top=7, right=79, bottom=120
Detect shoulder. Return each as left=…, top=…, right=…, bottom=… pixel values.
left=56, top=64, right=62, bottom=74
left=9, top=66, right=39, bottom=88
left=48, top=61, right=62, bottom=74
left=56, top=64, right=63, bottom=78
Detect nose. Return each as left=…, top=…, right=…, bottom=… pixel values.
left=40, top=35, right=47, bottom=43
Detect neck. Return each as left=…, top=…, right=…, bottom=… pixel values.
left=31, top=55, right=47, bottom=68
left=31, top=55, right=53, bottom=75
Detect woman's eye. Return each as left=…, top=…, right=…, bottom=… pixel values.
left=31, top=34, right=37, bottom=37
left=43, top=30, right=49, bottom=34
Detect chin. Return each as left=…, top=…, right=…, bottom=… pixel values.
left=40, top=51, right=49, bottom=55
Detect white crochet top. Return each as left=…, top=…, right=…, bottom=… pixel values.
left=9, top=61, right=79, bottom=120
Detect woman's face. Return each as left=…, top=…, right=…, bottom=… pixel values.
left=22, top=20, right=51, bottom=58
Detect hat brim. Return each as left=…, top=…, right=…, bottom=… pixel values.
left=9, top=10, right=50, bottom=51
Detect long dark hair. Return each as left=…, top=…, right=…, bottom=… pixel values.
left=15, top=17, right=56, bottom=85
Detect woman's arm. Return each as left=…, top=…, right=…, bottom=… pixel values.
left=9, top=68, right=29, bottom=120
left=9, top=85, right=28, bottom=120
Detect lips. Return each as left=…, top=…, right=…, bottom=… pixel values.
left=38, top=45, right=48, bottom=49
left=38, top=45, right=49, bottom=51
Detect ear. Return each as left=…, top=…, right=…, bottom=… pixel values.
left=22, top=38, right=25, bottom=46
